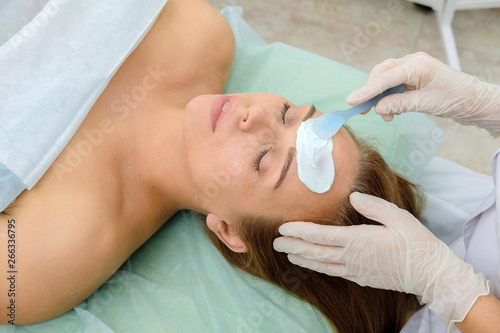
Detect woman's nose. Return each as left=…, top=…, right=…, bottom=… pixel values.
left=239, top=104, right=268, bottom=133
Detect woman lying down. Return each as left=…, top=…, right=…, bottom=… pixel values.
left=0, top=0, right=422, bottom=331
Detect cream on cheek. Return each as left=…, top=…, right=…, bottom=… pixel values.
left=295, top=118, right=335, bottom=194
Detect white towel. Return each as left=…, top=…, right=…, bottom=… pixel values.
left=0, top=0, right=168, bottom=211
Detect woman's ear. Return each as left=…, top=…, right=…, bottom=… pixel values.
left=206, top=213, right=247, bottom=253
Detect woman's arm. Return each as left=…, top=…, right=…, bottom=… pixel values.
left=456, top=293, right=500, bottom=333
left=0, top=201, right=126, bottom=325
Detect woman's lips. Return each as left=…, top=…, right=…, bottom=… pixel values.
left=210, top=95, right=235, bottom=132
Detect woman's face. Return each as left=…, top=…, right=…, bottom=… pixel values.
left=183, top=93, right=360, bottom=223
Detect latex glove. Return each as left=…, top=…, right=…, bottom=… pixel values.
left=273, top=192, right=492, bottom=330
left=346, top=52, right=500, bottom=136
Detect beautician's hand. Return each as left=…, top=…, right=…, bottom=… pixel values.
left=347, top=52, right=500, bottom=136
left=273, top=192, right=492, bottom=328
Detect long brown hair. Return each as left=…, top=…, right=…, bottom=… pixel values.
left=201, top=132, right=423, bottom=332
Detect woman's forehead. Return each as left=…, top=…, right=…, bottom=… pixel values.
left=262, top=127, right=359, bottom=222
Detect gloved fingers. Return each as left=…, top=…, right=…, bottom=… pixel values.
left=349, top=192, right=415, bottom=229
left=273, top=236, right=345, bottom=262
left=374, top=89, right=435, bottom=116
left=287, top=254, right=348, bottom=277
left=278, top=222, right=351, bottom=247
left=346, top=58, right=399, bottom=105
left=381, top=114, right=394, bottom=122
left=365, top=58, right=400, bottom=83
left=345, top=65, right=410, bottom=106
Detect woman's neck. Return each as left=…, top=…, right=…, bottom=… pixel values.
left=119, top=105, right=198, bottom=225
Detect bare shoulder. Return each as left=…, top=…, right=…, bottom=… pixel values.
left=0, top=199, right=125, bottom=324
left=155, top=0, right=235, bottom=62
left=157, top=0, right=235, bottom=85
left=130, top=0, right=235, bottom=104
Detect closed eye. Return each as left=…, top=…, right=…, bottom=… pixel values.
left=254, top=102, right=293, bottom=172
left=281, top=102, right=291, bottom=124
left=253, top=147, right=271, bottom=171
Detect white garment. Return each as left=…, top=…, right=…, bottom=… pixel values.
left=463, top=149, right=500, bottom=298
left=0, top=0, right=167, bottom=212
left=403, top=151, right=500, bottom=332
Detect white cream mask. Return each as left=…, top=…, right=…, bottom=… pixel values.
left=296, top=118, right=334, bottom=193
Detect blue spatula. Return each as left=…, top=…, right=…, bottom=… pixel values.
left=312, top=85, right=405, bottom=139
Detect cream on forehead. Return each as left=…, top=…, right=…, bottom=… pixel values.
left=296, top=118, right=335, bottom=194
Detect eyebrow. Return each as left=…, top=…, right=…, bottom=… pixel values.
left=273, top=105, right=317, bottom=190
left=274, top=147, right=296, bottom=190
left=302, top=104, right=317, bottom=123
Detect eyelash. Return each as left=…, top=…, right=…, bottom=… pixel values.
left=253, top=102, right=291, bottom=172
left=253, top=147, right=271, bottom=171
left=281, top=102, right=291, bottom=124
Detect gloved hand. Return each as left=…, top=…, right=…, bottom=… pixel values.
left=346, top=52, right=500, bottom=136
left=273, top=192, right=491, bottom=329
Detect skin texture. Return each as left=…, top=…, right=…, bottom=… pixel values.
left=183, top=93, right=359, bottom=252
left=455, top=293, right=500, bottom=333
left=0, top=0, right=235, bottom=324
left=0, top=0, right=359, bottom=324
